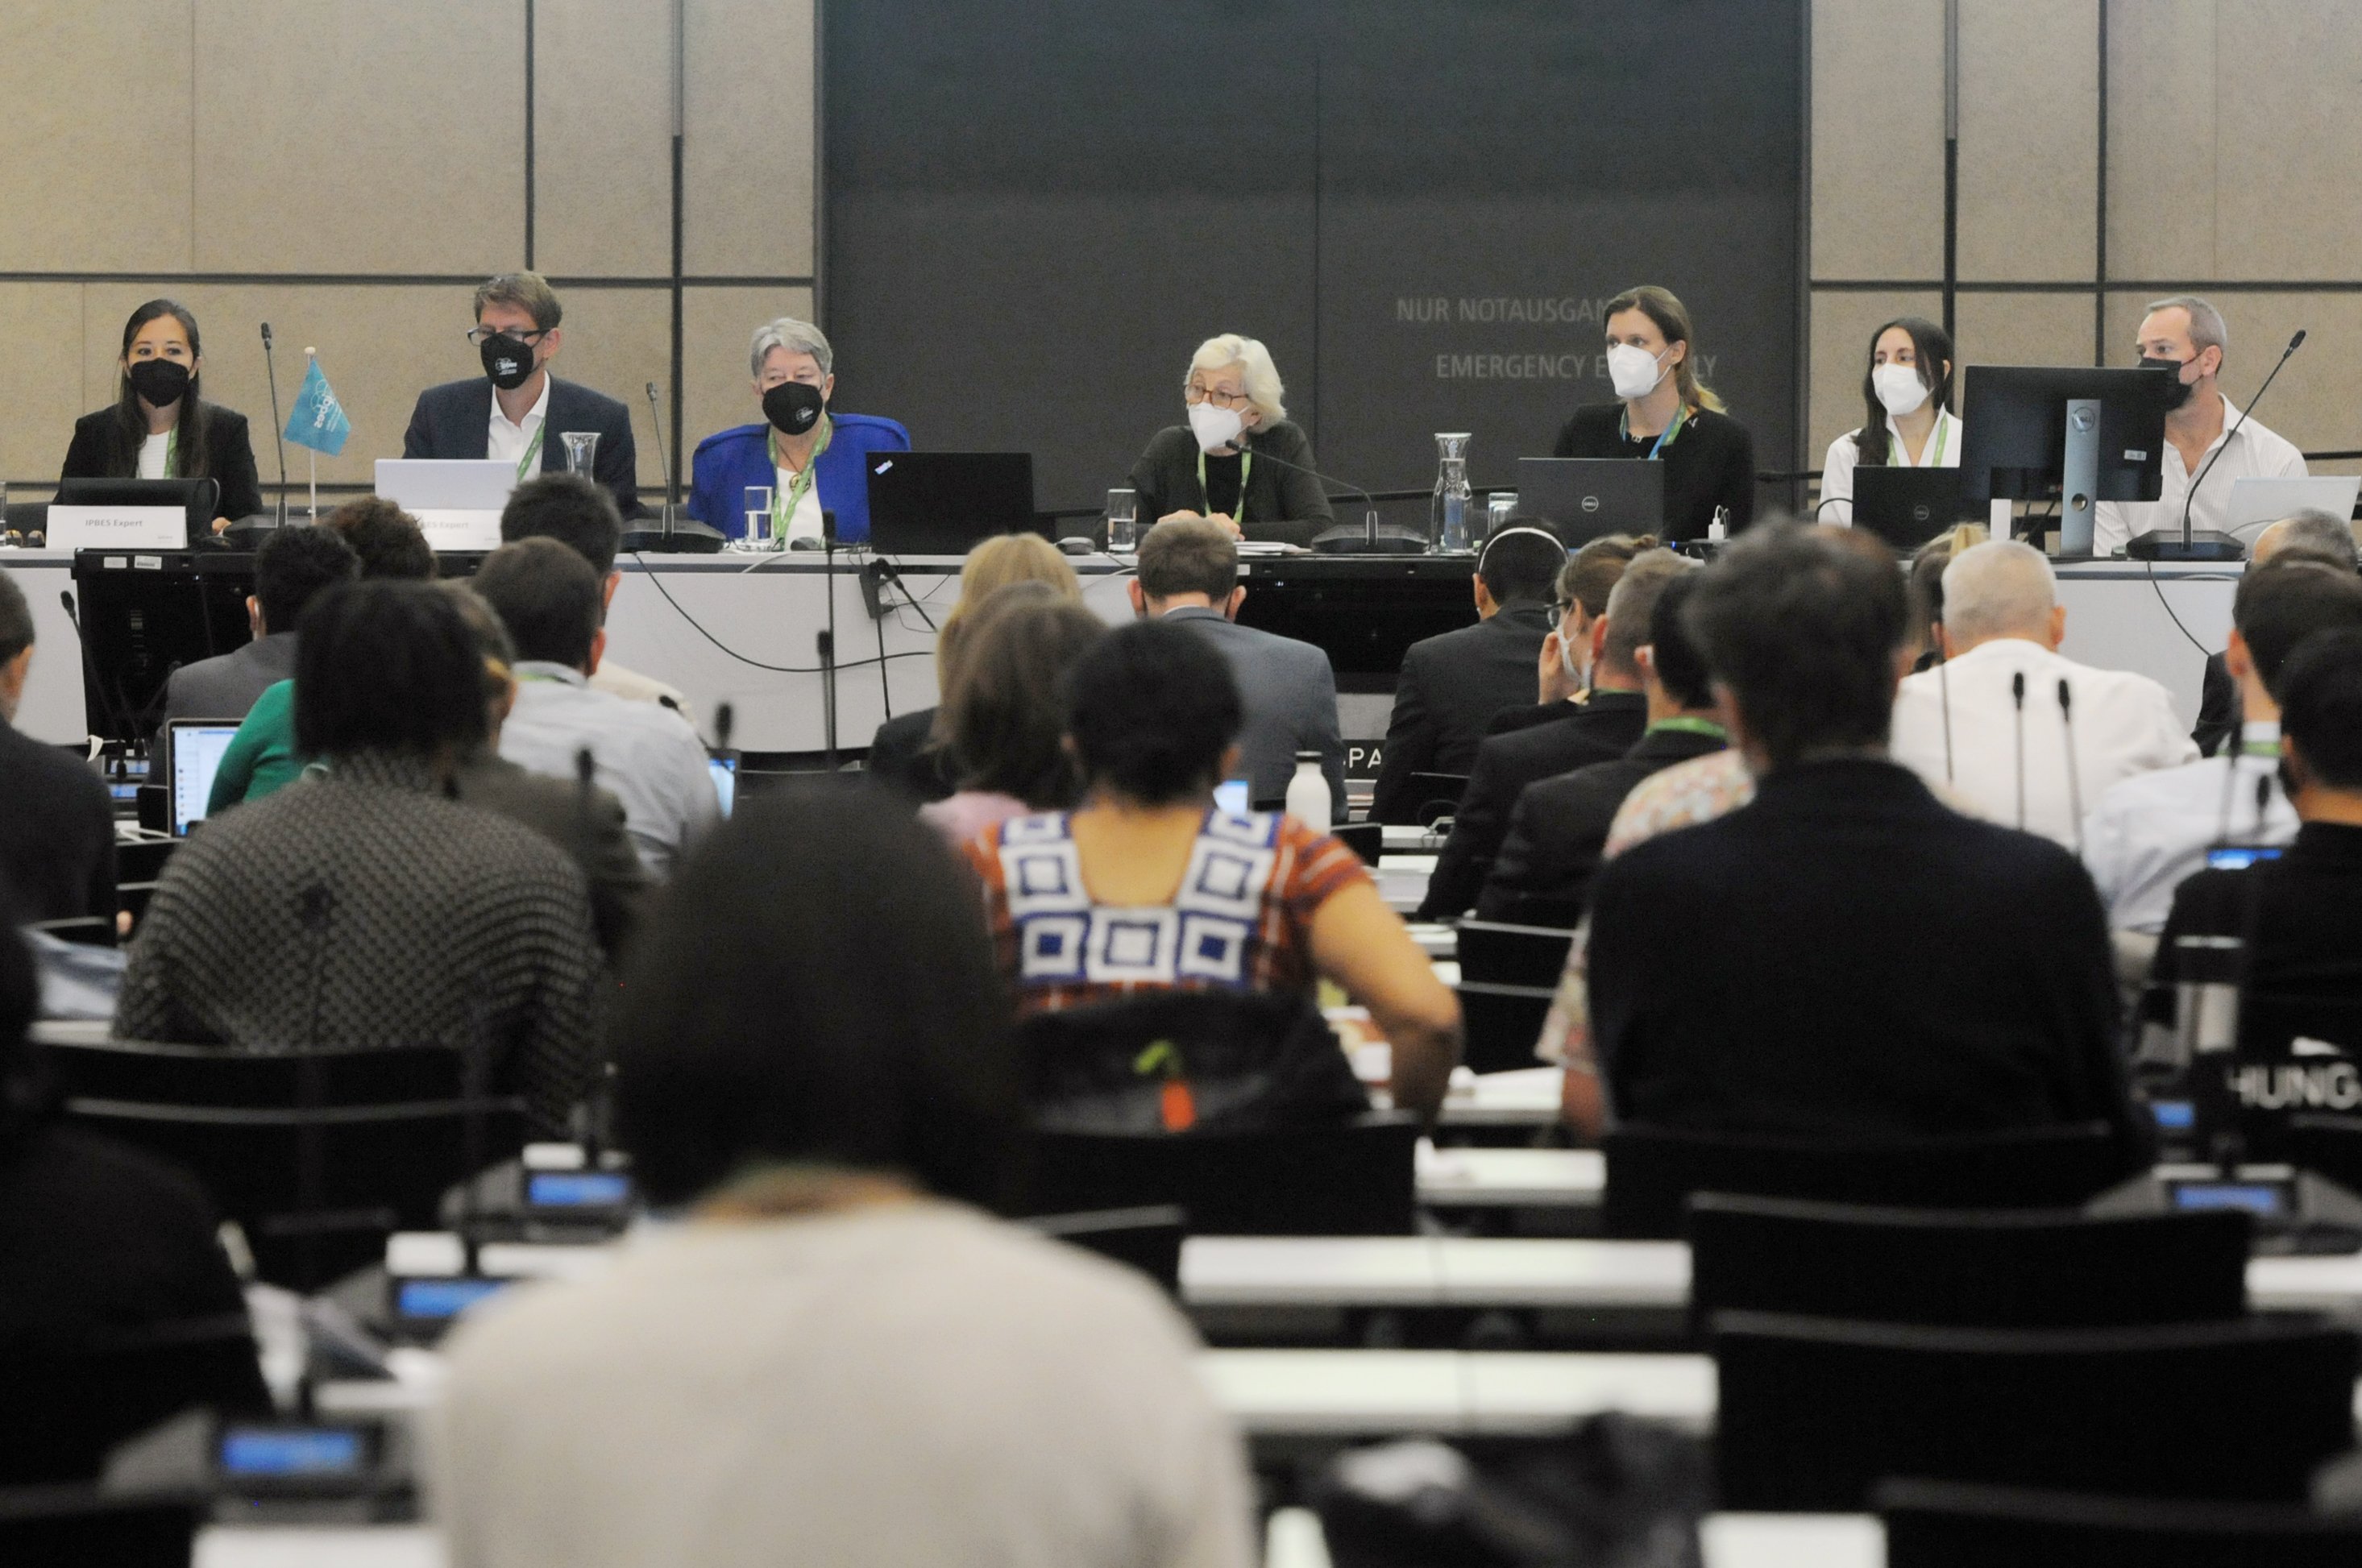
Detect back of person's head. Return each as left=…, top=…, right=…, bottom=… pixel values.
left=1685, top=522, right=1907, bottom=769
left=294, top=579, right=488, bottom=760
left=1476, top=527, right=1566, bottom=608
left=2277, top=628, right=2362, bottom=793
left=1559, top=533, right=1658, bottom=620
left=2255, top=508, right=2359, bottom=570
left=936, top=533, right=1084, bottom=685
left=0, top=569, right=34, bottom=666
left=613, top=787, right=1019, bottom=1209
left=1643, top=567, right=1713, bottom=710
left=1136, top=517, right=1239, bottom=603
left=2234, top=559, right=2362, bottom=702
left=322, top=497, right=437, bottom=580
left=471, top=537, right=603, bottom=670
left=254, top=525, right=359, bottom=634
left=500, top=473, right=625, bottom=579
left=1939, top=539, right=2056, bottom=646
left=1065, top=618, right=1242, bottom=806
left=944, top=592, right=1108, bottom=807
left=1600, top=550, right=1688, bottom=679
left=1906, top=523, right=1989, bottom=654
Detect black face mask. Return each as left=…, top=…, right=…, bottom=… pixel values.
left=763, top=380, right=825, bottom=436
left=127, top=358, right=191, bottom=408
left=2139, top=354, right=2198, bottom=412
left=479, top=333, right=538, bottom=391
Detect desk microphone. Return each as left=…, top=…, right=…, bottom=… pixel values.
left=2131, top=328, right=2305, bottom=561
left=2011, top=671, right=2028, bottom=831
left=261, top=324, right=289, bottom=526
left=2057, top=678, right=2084, bottom=854
left=1233, top=431, right=1387, bottom=550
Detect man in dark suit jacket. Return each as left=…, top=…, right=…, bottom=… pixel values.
left=1480, top=569, right=1721, bottom=927
left=1414, top=551, right=1689, bottom=919
left=1586, top=525, right=2148, bottom=1168
left=1371, top=528, right=1566, bottom=823
left=403, top=272, right=640, bottom=520
left=0, top=571, right=114, bottom=923
left=162, top=525, right=357, bottom=725
left=1130, top=519, right=1344, bottom=817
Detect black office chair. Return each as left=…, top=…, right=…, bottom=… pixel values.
left=0, top=1315, right=268, bottom=1487
left=1712, top=1310, right=2360, bottom=1511
left=1601, top=1122, right=2125, bottom=1239
left=1023, top=1114, right=1421, bottom=1235
left=1876, top=1478, right=2362, bottom=1567
left=1023, top=1205, right=1186, bottom=1294
left=1687, top=1193, right=2251, bottom=1334
left=0, top=1491, right=198, bottom=1567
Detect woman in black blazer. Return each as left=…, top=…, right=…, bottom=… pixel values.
left=60, top=299, right=264, bottom=533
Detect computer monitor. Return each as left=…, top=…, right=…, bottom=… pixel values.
left=1514, top=458, right=1667, bottom=545
left=55, top=476, right=222, bottom=537
left=165, top=719, right=241, bottom=836
left=1955, top=365, right=2173, bottom=558
left=1850, top=467, right=1964, bottom=550
left=866, top=453, right=1039, bottom=556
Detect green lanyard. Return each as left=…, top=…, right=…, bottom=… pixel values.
left=1648, top=716, right=1727, bottom=740
left=1619, top=402, right=1688, bottom=459
left=1889, top=411, right=1951, bottom=467
left=513, top=424, right=545, bottom=481
left=771, top=415, right=833, bottom=537
left=1196, top=443, right=1252, bottom=521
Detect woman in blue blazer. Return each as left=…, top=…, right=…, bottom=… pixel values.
left=688, top=317, right=908, bottom=546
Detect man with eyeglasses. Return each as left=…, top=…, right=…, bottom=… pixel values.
left=402, top=271, right=641, bottom=519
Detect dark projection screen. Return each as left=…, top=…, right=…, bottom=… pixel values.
left=823, top=0, right=1802, bottom=516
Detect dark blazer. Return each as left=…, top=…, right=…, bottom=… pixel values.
left=0, top=719, right=116, bottom=923
left=402, top=375, right=641, bottom=519
left=2149, top=821, right=2362, bottom=1057
left=1129, top=421, right=1335, bottom=548
left=162, top=632, right=297, bottom=725
left=1477, top=724, right=1728, bottom=927
left=1161, top=607, right=1346, bottom=816
left=2193, top=649, right=2238, bottom=757
left=1416, top=688, right=1648, bottom=920
left=451, top=751, right=649, bottom=961
left=866, top=707, right=957, bottom=803
left=61, top=404, right=264, bottom=522
left=1588, top=758, right=2148, bottom=1165
left=1370, top=603, right=1552, bottom=825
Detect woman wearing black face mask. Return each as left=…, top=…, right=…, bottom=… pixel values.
left=60, top=299, right=264, bottom=534
left=686, top=317, right=909, bottom=548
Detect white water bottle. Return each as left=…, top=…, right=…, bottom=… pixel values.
left=1285, top=750, right=1331, bottom=832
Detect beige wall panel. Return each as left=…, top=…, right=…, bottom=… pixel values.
left=1808, top=290, right=1944, bottom=471
left=533, top=1, right=673, bottom=277
left=191, top=0, right=526, bottom=274
left=0, top=5, right=193, bottom=272
left=1809, top=0, right=1948, bottom=280
left=2107, top=289, right=2354, bottom=462
left=2103, top=0, right=2215, bottom=280
left=1957, top=0, right=2098, bottom=281
left=0, top=286, right=96, bottom=486
left=683, top=0, right=816, bottom=277
left=2214, top=1, right=2362, bottom=277
left=680, top=287, right=816, bottom=488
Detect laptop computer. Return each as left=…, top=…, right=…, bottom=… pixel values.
left=1851, top=467, right=1965, bottom=550
left=2223, top=475, right=2362, bottom=547
left=1514, top=458, right=1666, bottom=545
left=865, top=453, right=1039, bottom=557
left=375, top=458, right=517, bottom=550
left=164, top=718, right=242, bottom=837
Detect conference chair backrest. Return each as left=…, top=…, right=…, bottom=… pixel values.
left=1455, top=919, right=1577, bottom=985
left=1686, top=1194, right=2251, bottom=1334
left=0, top=1492, right=200, bottom=1568
left=1023, top=1114, right=1420, bottom=1236
left=1602, top=1122, right=2123, bottom=1239
left=0, top=1314, right=268, bottom=1487
left=1023, top=1205, right=1186, bottom=1294
left=1874, top=1477, right=2362, bottom=1568
left=1712, top=1310, right=2361, bottom=1512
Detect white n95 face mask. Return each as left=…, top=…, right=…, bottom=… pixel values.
left=1188, top=401, right=1244, bottom=453
left=1605, top=342, right=1669, bottom=400
left=1872, top=362, right=1930, bottom=418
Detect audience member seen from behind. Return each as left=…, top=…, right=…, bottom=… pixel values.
left=963, top=620, right=1463, bottom=1118
left=1585, top=525, right=2148, bottom=1165
left=116, top=581, right=605, bottom=1134
left=1887, top=539, right=2194, bottom=845
left=2193, top=509, right=2359, bottom=756
left=0, top=570, right=115, bottom=924
left=869, top=532, right=1083, bottom=804
left=471, top=538, right=718, bottom=879
left=919, top=587, right=1108, bottom=848
left=210, top=499, right=438, bottom=811
left=1369, top=525, right=1567, bottom=824
left=2148, top=628, right=2362, bottom=1058
left=500, top=473, right=690, bottom=721
left=430, top=788, right=1254, bottom=1568
left=60, top=298, right=264, bottom=533
left=1816, top=317, right=1961, bottom=525
left=164, top=524, right=357, bottom=724
left=1129, top=334, right=1335, bottom=547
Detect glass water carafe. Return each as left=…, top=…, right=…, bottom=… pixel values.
left=1430, top=432, right=1472, bottom=553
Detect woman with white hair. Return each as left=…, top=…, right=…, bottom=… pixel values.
left=688, top=317, right=910, bottom=546
left=1127, top=334, right=1335, bottom=548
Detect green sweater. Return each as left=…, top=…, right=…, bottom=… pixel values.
left=207, top=678, right=307, bottom=813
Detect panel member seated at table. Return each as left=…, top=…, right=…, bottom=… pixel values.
left=431, top=788, right=1256, bottom=1568
left=1586, top=524, right=2148, bottom=1166
left=60, top=300, right=264, bottom=534
left=1129, top=334, right=1335, bottom=549
left=402, top=271, right=641, bottom=520
left=501, top=475, right=691, bottom=723
left=1368, top=526, right=1567, bottom=825
left=961, top=620, right=1463, bottom=1118
left=1816, top=317, right=1961, bottom=525
left=1552, top=286, right=1754, bottom=541
left=161, top=525, right=357, bottom=724
left=687, top=317, right=910, bottom=547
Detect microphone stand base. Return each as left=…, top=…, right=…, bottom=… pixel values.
left=2126, top=529, right=2244, bottom=562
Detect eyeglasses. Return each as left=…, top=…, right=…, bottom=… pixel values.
left=464, top=326, right=550, bottom=346
left=1184, top=383, right=1252, bottom=411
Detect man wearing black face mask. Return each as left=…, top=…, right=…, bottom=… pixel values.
left=2093, top=296, right=2305, bottom=556
left=401, top=272, right=641, bottom=520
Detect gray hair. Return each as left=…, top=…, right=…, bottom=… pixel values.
left=2256, top=508, right=2360, bottom=570
left=1941, top=539, right=2057, bottom=647
left=749, top=317, right=832, bottom=380
left=2144, top=295, right=2227, bottom=361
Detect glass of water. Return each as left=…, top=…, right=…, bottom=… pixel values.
left=1487, top=491, right=1519, bottom=537
left=733, top=485, right=774, bottom=552
left=1106, top=487, right=1139, bottom=552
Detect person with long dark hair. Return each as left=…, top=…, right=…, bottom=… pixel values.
left=1817, top=316, right=1960, bottom=524
left=60, top=299, right=264, bottom=533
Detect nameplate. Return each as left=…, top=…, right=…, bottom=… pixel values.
left=411, top=509, right=504, bottom=550
left=48, top=504, right=186, bottom=550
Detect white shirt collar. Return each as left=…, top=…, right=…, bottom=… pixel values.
left=492, top=373, right=552, bottom=438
